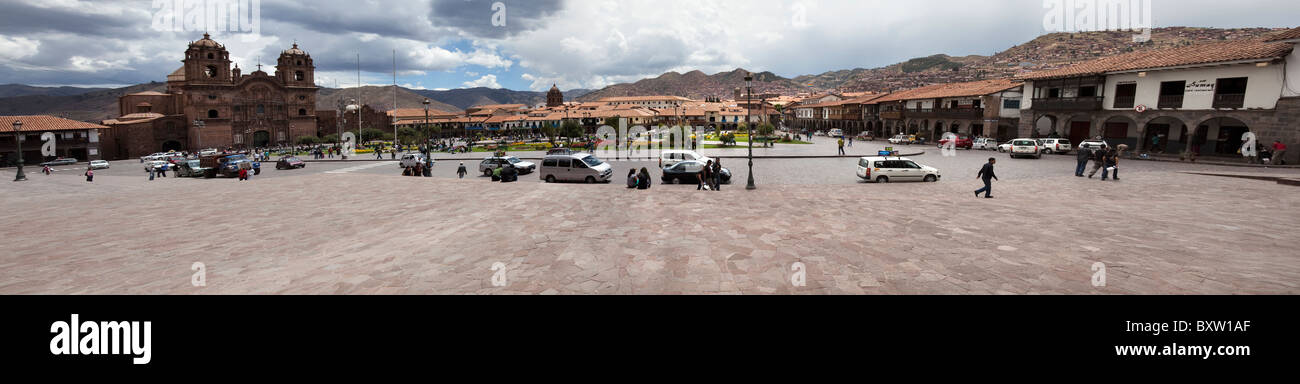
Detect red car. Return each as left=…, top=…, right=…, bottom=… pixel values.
left=937, top=136, right=973, bottom=150
left=275, top=156, right=306, bottom=170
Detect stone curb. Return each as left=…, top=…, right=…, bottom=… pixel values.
left=1181, top=172, right=1300, bottom=187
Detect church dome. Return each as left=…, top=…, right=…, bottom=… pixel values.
left=190, top=33, right=222, bottom=49
left=282, top=43, right=307, bottom=56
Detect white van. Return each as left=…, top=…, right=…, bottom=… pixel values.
left=827, top=129, right=844, bottom=138
left=856, top=156, right=941, bottom=183
left=540, top=153, right=614, bottom=183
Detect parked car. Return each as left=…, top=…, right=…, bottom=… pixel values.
left=662, top=160, right=731, bottom=185
left=997, top=141, right=1015, bottom=153
left=973, top=137, right=999, bottom=151
left=1009, top=139, right=1042, bottom=159
left=888, top=135, right=909, bottom=145
left=176, top=159, right=210, bottom=177
left=856, top=157, right=941, bottom=183
left=198, top=154, right=261, bottom=178
left=479, top=156, right=535, bottom=176
left=276, top=156, right=306, bottom=170
left=1039, top=138, right=1073, bottom=154
left=856, top=132, right=874, bottom=141
left=827, top=129, right=844, bottom=138
left=937, top=135, right=973, bottom=150
left=659, top=150, right=711, bottom=168
left=813, top=130, right=826, bottom=136
left=144, top=160, right=168, bottom=172
left=1078, top=139, right=1110, bottom=151
left=88, top=160, right=111, bottom=170
left=398, top=153, right=428, bottom=169
left=40, top=158, right=79, bottom=167
left=539, top=153, right=614, bottom=184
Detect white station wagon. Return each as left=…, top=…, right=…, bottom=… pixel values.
left=856, top=156, right=941, bottom=183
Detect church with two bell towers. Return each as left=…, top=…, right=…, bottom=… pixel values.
left=103, top=34, right=320, bottom=158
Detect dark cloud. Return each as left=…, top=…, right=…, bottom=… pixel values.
left=0, top=1, right=150, bottom=38
left=429, top=0, right=564, bottom=39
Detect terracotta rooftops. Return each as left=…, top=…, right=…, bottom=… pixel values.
left=1019, top=38, right=1294, bottom=80
left=1265, top=26, right=1300, bottom=42
left=2, top=115, right=109, bottom=132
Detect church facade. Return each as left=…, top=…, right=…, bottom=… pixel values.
left=102, top=34, right=319, bottom=159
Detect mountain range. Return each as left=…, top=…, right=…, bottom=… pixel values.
left=0, top=27, right=1285, bottom=122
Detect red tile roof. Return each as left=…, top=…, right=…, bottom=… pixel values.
left=1020, top=39, right=1294, bottom=80
left=1265, top=26, right=1300, bottom=42
left=1, top=115, right=109, bottom=132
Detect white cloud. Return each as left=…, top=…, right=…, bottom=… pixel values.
left=0, top=35, right=40, bottom=61
left=462, top=74, right=501, bottom=89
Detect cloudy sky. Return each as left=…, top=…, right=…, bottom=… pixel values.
left=0, top=0, right=1295, bottom=91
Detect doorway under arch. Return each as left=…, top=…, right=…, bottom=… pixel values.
left=253, top=130, right=271, bottom=148
left=1198, top=117, right=1251, bottom=156
left=162, top=140, right=183, bottom=152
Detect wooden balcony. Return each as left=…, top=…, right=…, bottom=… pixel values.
left=879, top=111, right=904, bottom=120
left=1212, top=93, right=1245, bottom=109
left=1157, top=95, right=1184, bottom=110
left=906, top=108, right=985, bottom=120
left=1112, top=96, right=1135, bottom=109
left=1031, top=97, right=1103, bottom=111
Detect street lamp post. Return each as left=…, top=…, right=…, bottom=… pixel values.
left=192, top=119, right=205, bottom=152
left=346, top=99, right=360, bottom=160
left=745, top=73, right=756, bottom=190
left=422, top=98, right=432, bottom=177
left=12, top=120, right=27, bottom=182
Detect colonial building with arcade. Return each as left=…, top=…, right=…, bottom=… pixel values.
left=102, top=34, right=319, bottom=159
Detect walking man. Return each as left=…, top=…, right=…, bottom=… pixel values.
left=1273, top=140, right=1288, bottom=165
left=1075, top=147, right=1092, bottom=177
left=456, top=162, right=467, bottom=179
left=974, top=158, right=998, bottom=199
left=837, top=137, right=846, bottom=156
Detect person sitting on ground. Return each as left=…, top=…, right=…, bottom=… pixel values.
left=626, top=169, right=638, bottom=189
left=637, top=167, right=652, bottom=190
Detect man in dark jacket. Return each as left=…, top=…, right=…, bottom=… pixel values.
left=1075, top=147, right=1092, bottom=177
left=975, top=158, right=998, bottom=198
left=1086, top=147, right=1106, bottom=178
left=1101, top=148, right=1119, bottom=181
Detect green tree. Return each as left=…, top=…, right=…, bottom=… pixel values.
left=540, top=124, right=558, bottom=145
left=603, top=117, right=621, bottom=128
left=720, top=132, right=737, bottom=147
left=561, top=120, right=583, bottom=143
left=296, top=135, right=320, bottom=145
left=360, top=128, right=388, bottom=142
left=757, top=123, right=776, bottom=138
left=322, top=134, right=339, bottom=144
left=397, top=127, right=419, bottom=145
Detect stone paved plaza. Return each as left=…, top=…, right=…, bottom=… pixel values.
left=2, top=158, right=1298, bottom=295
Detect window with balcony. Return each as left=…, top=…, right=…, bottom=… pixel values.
left=1213, top=77, right=1248, bottom=109
left=1158, top=81, right=1185, bottom=109
left=1003, top=99, right=1020, bottom=109
left=1078, top=86, right=1097, bottom=98
left=1114, top=83, right=1137, bottom=109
